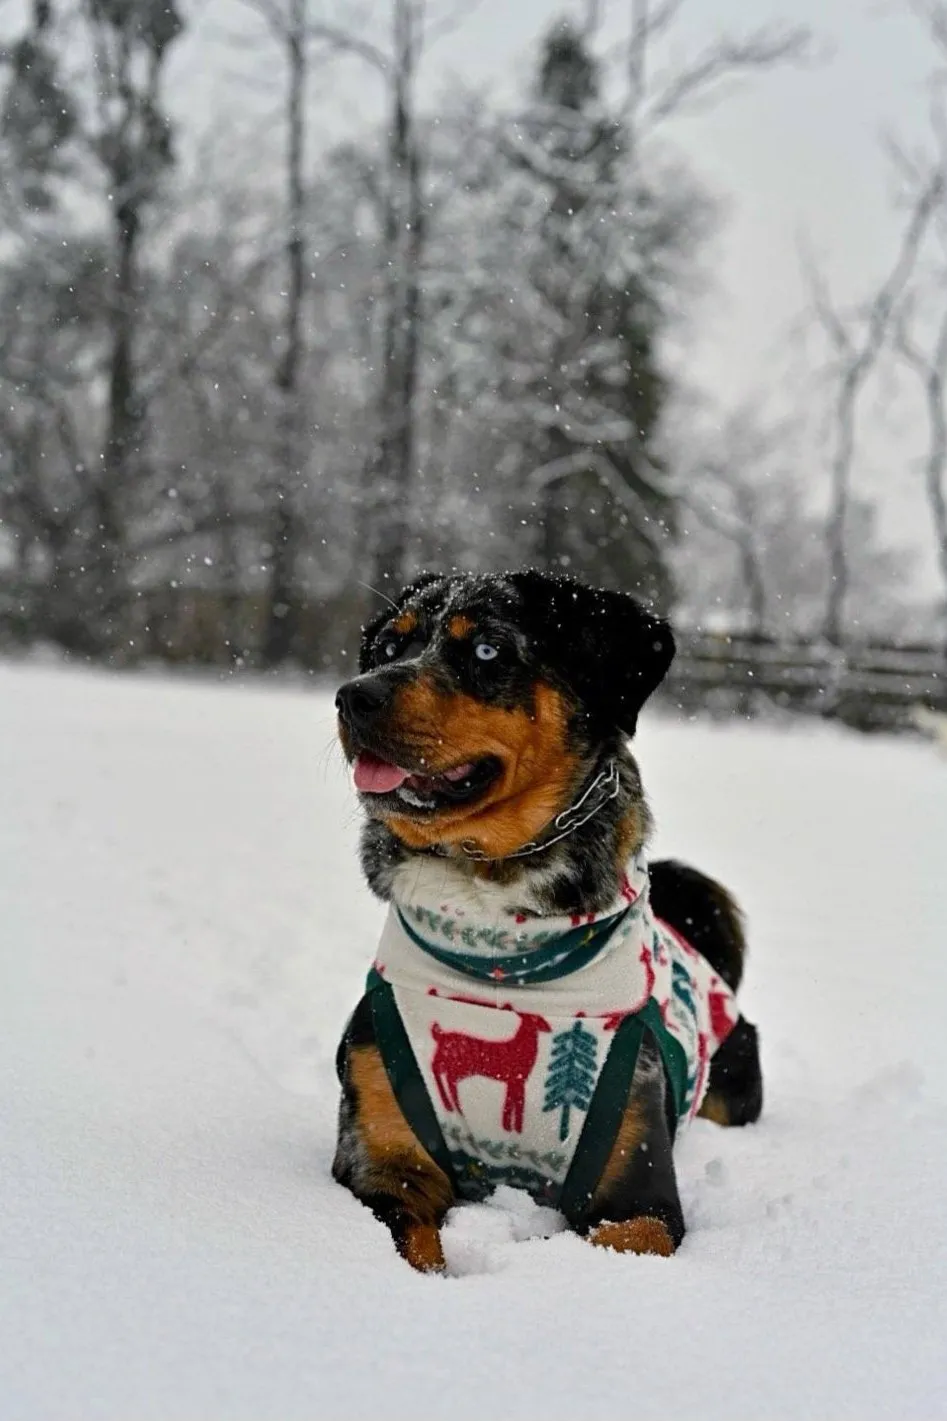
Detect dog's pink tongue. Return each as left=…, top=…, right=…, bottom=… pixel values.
left=354, top=753, right=410, bottom=794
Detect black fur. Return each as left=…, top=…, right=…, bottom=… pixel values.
left=649, top=859, right=747, bottom=991
left=503, top=570, right=675, bottom=738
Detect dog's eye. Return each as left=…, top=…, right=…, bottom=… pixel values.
left=474, top=642, right=499, bottom=662
left=381, top=640, right=399, bottom=660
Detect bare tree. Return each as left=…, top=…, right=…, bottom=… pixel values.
left=362, top=0, right=426, bottom=588
left=81, top=0, right=184, bottom=643
left=804, top=171, right=943, bottom=644
left=228, top=1, right=461, bottom=600
left=288, top=2, right=483, bottom=590
left=889, top=0, right=947, bottom=646
left=673, top=415, right=918, bottom=643
left=0, top=0, right=184, bottom=651
left=230, top=0, right=320, bottom=662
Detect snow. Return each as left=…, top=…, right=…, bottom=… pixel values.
left=2, top=662, right=946, bottom=1420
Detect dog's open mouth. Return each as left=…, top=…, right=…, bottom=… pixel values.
left=353, top=752, right=501, bottom=811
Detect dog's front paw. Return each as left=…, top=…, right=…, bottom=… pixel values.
left=399, top=1221, right=447, bottom=1274
left=588, top=1216, right=678, bottom=1256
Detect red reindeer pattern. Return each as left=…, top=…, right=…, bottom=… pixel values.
left=708, top=984, right=736, bottom=1045
left=430, top=1009, right=551, bottom=1133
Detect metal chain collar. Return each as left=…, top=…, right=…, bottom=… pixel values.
left=433, top=758, right=621, bottom=863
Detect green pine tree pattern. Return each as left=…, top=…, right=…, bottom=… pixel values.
left=543, top=1020, right=598, bottom=1142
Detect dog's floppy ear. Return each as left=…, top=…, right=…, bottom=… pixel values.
left=507, top=570, right=675, bottom=738
left=358, top=572, right=443, bottom=673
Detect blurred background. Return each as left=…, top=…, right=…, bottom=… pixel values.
left=1, top=0, right=946, bottom=728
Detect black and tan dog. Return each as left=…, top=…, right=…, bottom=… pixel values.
left=333, top=570, right=762, bottom=1271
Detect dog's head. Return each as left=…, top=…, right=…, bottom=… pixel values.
left=336, top=570, right=674, bottom=859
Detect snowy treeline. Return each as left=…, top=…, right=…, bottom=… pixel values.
left=0, top=0, right=945, bottom=668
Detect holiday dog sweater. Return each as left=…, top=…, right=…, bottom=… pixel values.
left=359, top=855, right=737, bottom=1214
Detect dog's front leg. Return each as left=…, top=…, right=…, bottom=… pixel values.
left=333, top=1003, right=454, bottom=1272
left=572, top=1032, right=686, bottom=1257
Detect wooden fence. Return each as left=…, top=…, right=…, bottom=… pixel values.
left=664, top=633, right=947, bottom=732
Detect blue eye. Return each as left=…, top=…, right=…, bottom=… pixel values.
left=475, top=642, right=499, bottom=662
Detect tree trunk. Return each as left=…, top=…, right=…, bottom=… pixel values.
left=261, top=0, right=306, bottom=665
left=93, top=191, right=139, bottom=648
left=740, top=540, right=767, bottom=637
left=823, top=367, right=856, bottom=647
left=819, top=175, right=941, bottom=646
left=367, top=0, right=423, bottom=589
left=921, top=364, right=947, bottom=655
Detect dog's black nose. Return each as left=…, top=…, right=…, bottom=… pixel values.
left=335, top=675, right=396, bottom=727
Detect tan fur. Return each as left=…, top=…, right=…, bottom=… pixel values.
left=588, top=1216, right=676, bottom=1256
left=697, top=1091, right=731, bottom=1126
left=401, top=1222, right=446, bottom=1273
left=447, top=615, right=475, bottom=639
left=615, top=801, right=648, bottom=865
left=591, top=1096, right=648, bottom=1199
left=391, top=610, right=418, bottom=635
left=382, top=679, right=582, bottom=860
left=348, top=1044, right=454, bottom=1250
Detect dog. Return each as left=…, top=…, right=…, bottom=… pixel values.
left=333, top=570, right=762, bottom=1272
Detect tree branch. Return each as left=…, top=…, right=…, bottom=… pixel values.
left=637, top=23, right=811, bottom=130
left=527, top=448, right=666, bottom=551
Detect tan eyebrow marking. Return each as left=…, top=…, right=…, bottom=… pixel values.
left=391, top=610, right=417, bottom=635
left=447, top=615, right=475, bottom=639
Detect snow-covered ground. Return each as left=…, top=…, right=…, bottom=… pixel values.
left=2, top=663, right=946, bottom=1420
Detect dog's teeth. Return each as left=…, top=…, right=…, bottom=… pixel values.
left=397, top=786, right=434, bottom=809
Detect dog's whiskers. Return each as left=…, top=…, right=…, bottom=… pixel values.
left=357, top=580, right=400, bottom=613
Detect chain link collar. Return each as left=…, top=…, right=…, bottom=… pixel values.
left=430, top=758, right=620, bottom=863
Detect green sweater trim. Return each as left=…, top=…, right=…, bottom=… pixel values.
left=394, top=906, right=631, bottom=985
